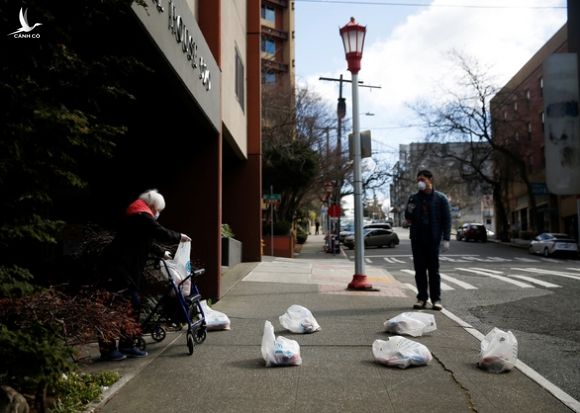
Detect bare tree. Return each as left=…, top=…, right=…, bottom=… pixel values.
left=412, top=51, right=536, bottom=240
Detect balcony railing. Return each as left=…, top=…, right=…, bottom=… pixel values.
left=261, top=25, right=288, bottom=40
left=262, top=58, right=289, bottom=73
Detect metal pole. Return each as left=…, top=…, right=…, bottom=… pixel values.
left=351, top=72, right=365, bottom=276
left=270, top=185, right=274, bottom=257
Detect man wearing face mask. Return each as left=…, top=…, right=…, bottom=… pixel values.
left=99, top=188, right=191, bottom=361
left=404, top=170, right=451, bottom=311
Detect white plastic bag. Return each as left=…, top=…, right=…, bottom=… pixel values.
left=261, top=321, right=302, bottom=367
left=161, top=241, right=192, bottom=297
left=372, top=336, right=432, bottom=369
left=200, top=300, right=231, bottom=331
left=279, top=305, right=321, bottom=334
left=478, top=327, right=518, bottom=373
left=384, top=312, right=437, bottom=337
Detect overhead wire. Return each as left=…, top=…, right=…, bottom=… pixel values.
left=294, top=0, right=566, bottom=10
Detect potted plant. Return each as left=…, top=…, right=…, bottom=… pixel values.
left=221, top=224, right=242, bottom=267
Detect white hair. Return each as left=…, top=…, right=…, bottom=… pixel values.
left=139, top=189, right=166, bottom=211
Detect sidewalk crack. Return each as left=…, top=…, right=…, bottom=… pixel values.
left=431, top=352, right=479, bottom=412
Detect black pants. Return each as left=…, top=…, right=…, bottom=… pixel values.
left=411, top=237, right=441, bottom=303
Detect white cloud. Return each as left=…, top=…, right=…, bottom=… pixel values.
left=301, top=0, right=567, bottom=152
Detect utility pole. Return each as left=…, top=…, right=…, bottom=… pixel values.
left=319, top=75, right=381, bottom=251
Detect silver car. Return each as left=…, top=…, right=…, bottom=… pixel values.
left=529, top=233, right=579, bottom=257
left=344, top=228, right=399, bottom=250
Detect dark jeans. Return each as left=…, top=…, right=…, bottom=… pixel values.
left=99, top=288, right=141, bottom=354
left=411, top=237, right=441, bottom=303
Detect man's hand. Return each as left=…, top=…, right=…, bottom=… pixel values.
left=181, top=233, right=191, bottom=242
left=163, top=251, right=173, bottom=259
left=441, top=240, right=450, bottom=253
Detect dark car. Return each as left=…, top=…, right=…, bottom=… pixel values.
left=456, top=223, right=487, bottom=242
left=529, top=233, right=579, bottom=257
left=343, top=228, right=399, bottom=249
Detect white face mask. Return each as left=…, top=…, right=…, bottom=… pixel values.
left=154, top=211, right=160, bottom=220
left=417, top=181, right=427, bottom=191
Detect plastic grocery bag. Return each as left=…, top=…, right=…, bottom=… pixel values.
left=478, top=327, right=518, bottom=373
left=200, top=300, right=231, bottom=331
left=384, top=312, right=437, bottom=337
left=372, top=336, right=432, bottom=369
left=279, top=305, right=321, bottom=334
left=161, top=241, right=192, bottom=297
left=261, top=321, right=302, bottom=367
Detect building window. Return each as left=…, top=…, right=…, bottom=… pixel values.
left=261, top=4, right=275, bottom=22
left=527, top=122, right=532, bottom=141
left=235, top=48, right=245, bottom=111
left=540, top=111, right=544, bottom=132
left=514, top=101, right=518, bottom=111
left=539, top=76, right=544, bottom=97
left=503, top=111, right=507, bottom=120
left=261, top=37, right=276, bottom=55
left=263, top=72, right=277, bottom=84
left=525, top=89, right=531, bottom=100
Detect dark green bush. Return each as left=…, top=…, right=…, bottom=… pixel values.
left=263, top=220, right=292, bottom=236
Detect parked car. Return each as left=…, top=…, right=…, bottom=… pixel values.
left=456, top=223, right=487, bottom=242
left=339, top=223, right=355, bottom=244
left=364, top=223, right=392, bottom=231
left=343, top=228, right=399, bottom=250
left=529, top=233, right=579, bottom=257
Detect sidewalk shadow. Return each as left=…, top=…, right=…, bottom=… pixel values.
left=228, top=358, right=268, bottom=370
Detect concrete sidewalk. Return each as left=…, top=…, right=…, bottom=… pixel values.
left=84, top=234, right=574, bottom=413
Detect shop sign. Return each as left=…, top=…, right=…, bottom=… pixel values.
left=132, top=0, right=221, bottom=131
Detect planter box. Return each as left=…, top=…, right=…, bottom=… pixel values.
left=263, top=235, right=294, bottom=258
left=222, top=237, right=242, bottom=267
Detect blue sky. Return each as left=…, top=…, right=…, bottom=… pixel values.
left=293, top=0, right=568, bottom=210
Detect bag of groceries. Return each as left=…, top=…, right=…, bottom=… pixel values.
left=384, top=312, right=437, bottom=337
left=372, top=336, right=432, bottom=369
left=279, top=305, right=321, bottom=334
left=261, top=321, right=302, bottom=367
left=478, top=327, right=518, bottom=373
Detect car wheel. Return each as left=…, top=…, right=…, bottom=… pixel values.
left=543, top=248, right=550, bottom=257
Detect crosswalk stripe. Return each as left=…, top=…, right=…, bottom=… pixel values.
left=470, top=267, right=502, bottom=274
left=404, top=283, right=418, bottom=293
left=566, top=268, right=580, bottom=272
left=510, top=275, right=560, bottom=288
left=515, top=257, right=541, bottom=262
left=365, top=258, right=372, bottom=264
left=511, top=268, right=580, bottom=281
left=458, top=268, right=534, bottom=288
left=400, top=269, right=455, bottom=290
left=440, top=256, right=470, bottom=263
left=440, top=273, right=478, bottom=289
left=383, top=257, right=402, bottom=264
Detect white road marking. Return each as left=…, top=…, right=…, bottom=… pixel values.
left=440, top=309, right=580, bottom=413
left=514, top=257, right=541, bottom=262
left=383, top=257, right=406, bottom=264
left=511, top=268, right=580, bottom=282
left=404, top=282, right=418, bottom=293
left=440, top=273, right=478, bottom=289
left=566, top=267, right=580, bottom=272
left=365, top=258, right=372, bottom=264
left=458, top=268, right=534, bottom=288
left=541, top=257, right=561, bottom=263
left=400, top=269, right=455, bottom=291
left=510, top=275, right=560, bottom=288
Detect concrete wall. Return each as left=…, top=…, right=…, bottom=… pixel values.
left=221, top=0, right=248, bottom=158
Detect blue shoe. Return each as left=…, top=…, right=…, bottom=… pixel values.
left=100, top=350, right=127, bottom=362
left=119, top=346, right=148, bottom=358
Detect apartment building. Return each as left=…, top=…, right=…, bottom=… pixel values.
left=260, top=0, right=295, bottom=88
left=95, top=0, right=264, bottom=301
left=490, top=24, right=579, bottom=241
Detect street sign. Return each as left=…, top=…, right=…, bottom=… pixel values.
left=348, top=130, right=372, bottom=159
left=263, top=193, right=281, bottom=201
left=328, top=204, right=341, bottom=218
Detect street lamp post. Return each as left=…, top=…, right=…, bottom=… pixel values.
left=340, top=17, right=372, bottom=290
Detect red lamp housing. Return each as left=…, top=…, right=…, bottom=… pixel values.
left=339, top=17, right=366, bottom=74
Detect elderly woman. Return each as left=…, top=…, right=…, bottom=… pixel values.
left=99, top=189, right=191, bottom=361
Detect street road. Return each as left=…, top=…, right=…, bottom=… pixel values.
left=344, top=227, right=580, bottom=403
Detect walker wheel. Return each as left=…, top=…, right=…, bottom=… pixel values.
left=193, top=327, right=207, bottom=344
left=186, top=332, right=195, bottom=355
left=151, top=326, right=166, bottom=342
